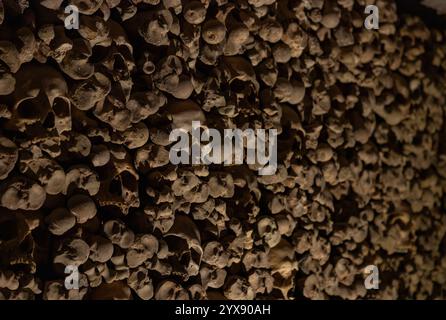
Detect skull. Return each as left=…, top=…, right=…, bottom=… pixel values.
left=96, top=155, right=139, bottom=214
left=0, top=177, right=46, bottom=211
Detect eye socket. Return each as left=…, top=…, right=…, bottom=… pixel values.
left=42, top=112, right=55, bottom=129
left=77, top=1, right=89, bottom=11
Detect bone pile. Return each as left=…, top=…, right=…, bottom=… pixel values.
left=0, top=0, right=446, bottom=300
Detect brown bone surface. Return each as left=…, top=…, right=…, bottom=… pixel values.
left=0, top=0, right=445, bottom=301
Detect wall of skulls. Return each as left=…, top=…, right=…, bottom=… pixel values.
left=0, top=0, right=446, bottom=300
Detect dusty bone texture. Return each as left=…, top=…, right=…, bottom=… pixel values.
left=0, top=0, right=446, bottom=300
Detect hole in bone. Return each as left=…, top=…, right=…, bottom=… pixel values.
left=42, top=112, right=55, bottom=129
left=52, top=97, right=69, bottom=118
left=18, top=236, right=32, bottom=253
left=0, top=219, right=18, bottom=242
left=17, top=95, right=47, bottom=120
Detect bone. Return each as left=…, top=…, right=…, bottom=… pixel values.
left=88, top=235, right=114, bottom=263
left=0, top=137, right=18, bottom=181
left=45, top=208, right=76, bottom=235
left=67, top=194, right=97, bottom=224
left=70, top=73, right=111, bottom=111
left=54, top=238, right=90, bottom=266
left=183, top=1, right=207, bottom=25
left=202, top=19, right=226, bottom=45
left=0, top=177, right=46, bottom=211
left=0, top=0, right=444, bottom=302
left=19, top=156, right=66, bottom=195
left=103, top=220, right=135, bottom=249
left=155, top=280, right=189, bottom=300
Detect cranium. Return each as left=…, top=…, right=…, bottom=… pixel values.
left=165, top=215, right=203, bottom=279
left=64, top=165, right=100, bottom=196
left=19, top=154, right=66, bottom=195
left=0, top=210, right=36, bottom=274
left=0, top=270, right=19, bottom=291
left=70, top=72, right=111, bottom=111
left=5, top=65, right=72, bottom=134
left=126, top=234, right=158, bottom=268
left=223, top=276, right=255, bottom=300
left=45, top=208, right=76, bottom=235
left=88, top=235, right=114, bottom=263
left=53, top=238, right=90, bottom=266
left=0, top=177, right=46, bottom=211
left=78, top=15, right=110, bottom=46
left=155, top=280, right=189, bottom=300
left=188, top=284, right=206, bottom=300
left=67, top=194, right=97, bottom=224
left=103, top=220, right=135, bottom=249
left=127, top=267, right=154, bottom=300
left=59, top=39, right=94, bottom=80
left=102, top=249, right=131, bottom=283
left=43, top=280, right=87, bottom=300
left=200, top=265, right=226, bottom=289
left=96, top=154, right=139, bottom=214
left=0, top=60, right=15, bottom=95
